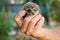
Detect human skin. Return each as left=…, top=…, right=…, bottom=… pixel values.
left=15, top=10, right=60, bottom=40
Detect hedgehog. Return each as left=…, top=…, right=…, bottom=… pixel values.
left=23, top=2, right=40, bottom=18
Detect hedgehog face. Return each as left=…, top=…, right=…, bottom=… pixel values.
left=23, top=2, right=40, bottom=15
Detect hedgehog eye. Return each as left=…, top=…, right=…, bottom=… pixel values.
left=33, top=8, right=36, bottom=11
left=31, top=7, right=33, bottom=8
left=27, top=9, right=31, bottom=12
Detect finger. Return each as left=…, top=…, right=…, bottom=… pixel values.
left=15, top=10, right=26, bottom=28
left=20, top=11, right=39, bottom=33
left=26, top=14, right=41, bottom=35
left=35, top=17, right=45, bottom=29
left=30, top=17, right=45, bottom=38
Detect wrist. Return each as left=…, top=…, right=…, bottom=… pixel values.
left=38, top=29, right=51, bottom=40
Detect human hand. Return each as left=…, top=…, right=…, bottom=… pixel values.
left=15, top=10, right=47, bottom=40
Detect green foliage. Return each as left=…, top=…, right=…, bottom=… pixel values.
left=51, top=0, right=60, bottom=10
left=0, top=0, right=10, bottom=11
left=0, top=10, right=17, bottom=35
left=51, top=11, right=60, bottom=22
left=51, top=0, right=60, bottom=22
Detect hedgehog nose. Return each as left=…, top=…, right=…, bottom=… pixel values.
left=27, top=9, right=35, bottom=14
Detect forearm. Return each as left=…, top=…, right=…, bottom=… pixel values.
left=38, top=29, right=52, bottom=40
left=39, top=28, right=60, bottom=40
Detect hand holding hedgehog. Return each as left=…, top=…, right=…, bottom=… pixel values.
left=15, top=2, right=47, bottom=40
left=15, top=2, right=60, bottom=40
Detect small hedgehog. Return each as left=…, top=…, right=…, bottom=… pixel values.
left=23, top=2, right=40, bottom=18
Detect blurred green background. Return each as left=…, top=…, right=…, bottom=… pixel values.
left=0, top=0, right=60, bottom=40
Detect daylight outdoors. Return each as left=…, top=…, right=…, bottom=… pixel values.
left=0, top=0, right=60, bottom=40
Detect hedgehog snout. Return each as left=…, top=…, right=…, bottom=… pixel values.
left=27, top=8, right=35, bottom=15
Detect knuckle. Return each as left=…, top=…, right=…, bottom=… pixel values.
left=20, top=29, right=24, bottom=33
left=15, top=17, right=18, bottom=21
left=30, top=20, right=35, bottom=24
left=26, top=31, right=31, bottom=35
left=39, top=15, right=41, bottom=18
left=15, top=15, right=19, bottom=20
left=41, top=17, right=45, bottom=21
